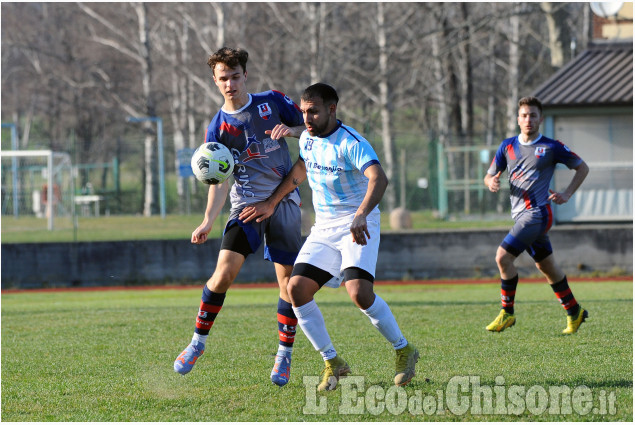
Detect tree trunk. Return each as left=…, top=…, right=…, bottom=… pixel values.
left=486, top=33, right=497, bottom=148
left=376, top=2, right=397, bottom=212
left=541, top=2, right=570, bottom=68
left=134, top=3, right=158, bottom=216
left=505, top=8, right=520, bottom=138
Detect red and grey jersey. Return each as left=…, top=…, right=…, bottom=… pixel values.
left=205, top=90, right=303, bottom=209
left=487, top=134, right=583, bottom=219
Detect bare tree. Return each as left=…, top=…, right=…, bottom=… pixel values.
left=1, top=2, right=591, bottom=216
left=376, top=2, right=397, bottom=211
left=541, top=2, right=572, bottom=68
left=78, top=2, right=160, bottom=216
left=505, top=5, right=521, bottom=138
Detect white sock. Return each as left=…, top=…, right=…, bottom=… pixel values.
left=361, top=295, right=408, bottom=350
left=293, top=300, right=337, bottom=360
left=277, top=345, right=293, bottom=355
left=192, top=333, right=208, bottom=346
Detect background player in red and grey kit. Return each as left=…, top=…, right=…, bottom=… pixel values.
left=484, top=96, right=590, bottom=334
left=173, top=47, right=305, bottom=387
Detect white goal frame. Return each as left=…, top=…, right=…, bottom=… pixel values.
left=1, top=149, right=74, bottom=230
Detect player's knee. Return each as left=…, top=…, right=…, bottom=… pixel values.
left=287, top=276, right=320, bottom=306
left=286, top=277, right=303, bottom=304
left=534, top=261, right=546, bottom=273
left=346, top=283, right=362, bottom=304
left=208, top=270, right=235, bottom=292
left=348, top=287, right=374, bottom=309
left=345, top=279, right=375, bottom=309
left=495, top=250, right=514, bottom=270
left=494, top=251, right=507, bottom=267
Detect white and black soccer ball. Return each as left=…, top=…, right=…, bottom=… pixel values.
left=190, top=142, right=234, bottom=185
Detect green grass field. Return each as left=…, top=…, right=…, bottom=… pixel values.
left=0, top=212, right=513, bottom=243
left=1, top=280, right=632, bottom=421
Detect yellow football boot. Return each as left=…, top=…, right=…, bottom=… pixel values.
left=317, top=355, right=351, bottom=391
left=486, top=309, right=516, bottom=332
left=562, top=307, right=589, bottom=335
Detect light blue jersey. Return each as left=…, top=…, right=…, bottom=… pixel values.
left=299, top=120, right=381, bottom=228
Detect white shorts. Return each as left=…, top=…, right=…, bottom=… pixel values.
left=295, top=220, right=380, bottom=288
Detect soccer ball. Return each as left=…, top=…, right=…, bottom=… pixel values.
left=191, top=142, right=234, bottom=185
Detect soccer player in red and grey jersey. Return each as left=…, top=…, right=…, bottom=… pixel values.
left=484, top=96, right=590, bottom=334
left=173, top=47, right=305, bottom=386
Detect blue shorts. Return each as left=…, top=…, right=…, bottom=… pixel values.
left=501, top=205, right=553, bottom=262
left=222, top=199, right=301, bottom=266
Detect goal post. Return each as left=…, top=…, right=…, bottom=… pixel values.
left=1, top=150, right=74, bottom=230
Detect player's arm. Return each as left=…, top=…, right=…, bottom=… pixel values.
left=192, top=180, right=230, bottom=244
left=239, top=158, right=307, bottom=223
left=350, top=163, right=388, bottom=246
left=484, top=171, right=503, bottom=192
left=548, top=160, right=589, bottom=205
left=267, top=90, right=305, bottom=140
left=266, top=124, right=306, bottom=140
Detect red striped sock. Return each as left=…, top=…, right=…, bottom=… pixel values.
left=195, top=287, right=226, bottom=336
left=550, top=276, right=579, bottom=316
left=277, top=298, right=297, bottom=350
left=501, top=275, right=518, bottom=314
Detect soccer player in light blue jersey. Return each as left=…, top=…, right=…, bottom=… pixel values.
left=241, top=83, right=419, bottom=391
left=484, top=96, right=590, bottom=334
left=174, top=48, right=306, bottom=387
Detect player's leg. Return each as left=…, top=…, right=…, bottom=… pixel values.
left=533, top=248, right=588, bottom=334
left=288, top=232, right=350, bottom=391
left=289, top=265, right=351, bottom=392
left=486, top=216, right=537, bottom=332
left=345, top=274, right=419, bottom=386
left=174, top=221, right=254, bottom=375
left=485, top=245, right=519, bottom=331
left=266, top=200, right=302, bottom=386
left=270, top=263, right=297, bottom=386
left=174, top=249, right=245, bottom=374
left=341, top=220, right=419, bottom=386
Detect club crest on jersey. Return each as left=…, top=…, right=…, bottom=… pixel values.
left=257, top=103, right=272, bottom=120
left=535, top=146, right=547, bottom=158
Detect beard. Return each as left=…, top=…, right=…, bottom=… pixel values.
left=306, top=121, right=329, bottom=137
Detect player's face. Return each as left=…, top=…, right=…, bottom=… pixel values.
left=517, top=105, right=543, bottom=138
left=301, top=97, right=336, bottom=137
left=213, top=64, right=247, bottom=104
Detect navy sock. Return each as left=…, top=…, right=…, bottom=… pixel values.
left=501, top=275, right=518, bottom=314
left=550, top=277, right=580, bottom=316
left=277, top=298, right=297, bottom=352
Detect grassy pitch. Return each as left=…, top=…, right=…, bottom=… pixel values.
left=1, top=280, right=632, bottom=421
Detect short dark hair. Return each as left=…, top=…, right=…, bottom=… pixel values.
left=301, top=83, right=339, bottom=105
left=207, top=47, right=248, bottom=75
left=518, top=96, right=543, bottom=114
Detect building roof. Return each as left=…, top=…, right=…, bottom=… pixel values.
left=533, top=40, right=633, bottom=108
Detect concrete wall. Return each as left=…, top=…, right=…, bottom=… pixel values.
left=1, top=224, right=631, bottom=289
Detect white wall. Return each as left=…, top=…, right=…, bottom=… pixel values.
left=549, top=113, right=633, bottom=222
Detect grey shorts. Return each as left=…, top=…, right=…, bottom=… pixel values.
left=222, top=199, right=301, bottom=265
left=501, top=205, right=554, bottom=262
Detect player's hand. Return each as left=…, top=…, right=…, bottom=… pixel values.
left=239, top=201, right=274, bottom=223
left=265, top=124, right=292, bottom=140
left=548, top=189, right=570, bottom=205
left=191, top=221, right=212, bottom=244
left=350, top=215, right=371, bottom=246
left=487, top=171, right=502, bottom=192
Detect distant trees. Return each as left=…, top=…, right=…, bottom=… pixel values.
left=1, top=2, right=589, bottom=215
